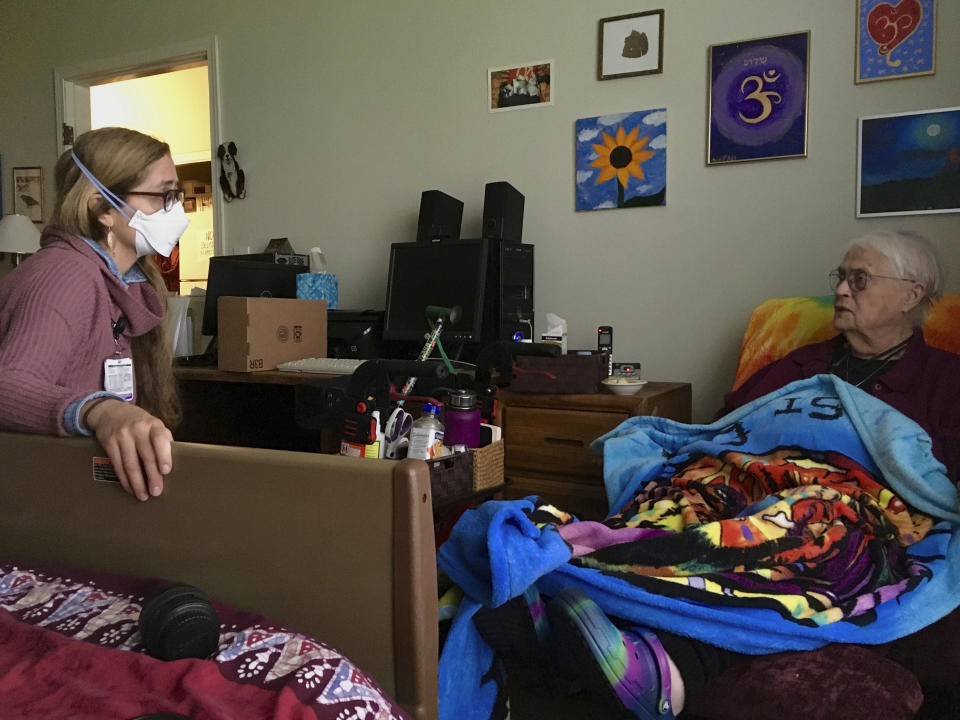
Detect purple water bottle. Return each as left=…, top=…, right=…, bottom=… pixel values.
left=443, top=389, right=481, bottom=449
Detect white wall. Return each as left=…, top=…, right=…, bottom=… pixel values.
left=1, top=0, right=958, bottom=420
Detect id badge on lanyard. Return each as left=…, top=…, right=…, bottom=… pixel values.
left=104, top=315, right=134, bottom=402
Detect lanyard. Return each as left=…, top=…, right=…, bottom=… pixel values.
left=111, top=315, right=127, bottom=357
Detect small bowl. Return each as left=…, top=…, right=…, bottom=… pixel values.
left=601, top=377, right=648, bottom=396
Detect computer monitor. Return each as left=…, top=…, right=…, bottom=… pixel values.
left=202, top=255, right=309, bottom=337
left=382, top=239, right=488, bottom=343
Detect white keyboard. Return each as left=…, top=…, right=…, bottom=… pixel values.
left=276, top=357, right=366, bottom=375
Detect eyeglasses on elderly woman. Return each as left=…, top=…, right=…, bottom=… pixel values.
left=828, top=268, right=915, bottom=293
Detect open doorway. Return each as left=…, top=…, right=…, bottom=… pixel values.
left=54, top=38, right=222, bottom=297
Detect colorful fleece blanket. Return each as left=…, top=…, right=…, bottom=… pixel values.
left=0, top=563, right=407, bottom=720
left=437, top=375, right=960, bottom=720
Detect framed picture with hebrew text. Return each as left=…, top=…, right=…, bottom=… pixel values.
left=856, top=0, right=936, bottom=83
left=707, top=31, right=809, bottom=165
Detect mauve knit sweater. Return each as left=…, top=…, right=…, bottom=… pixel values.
left=0, top=227, right=164, bottom=435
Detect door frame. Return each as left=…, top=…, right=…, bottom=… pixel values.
left=53, top=36, right=224, bottom=256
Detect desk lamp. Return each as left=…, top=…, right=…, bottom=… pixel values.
left=0, top=214, right=41, bottom=266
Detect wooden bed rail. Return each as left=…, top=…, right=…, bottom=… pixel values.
left=0, top=432, right=439, bottom=720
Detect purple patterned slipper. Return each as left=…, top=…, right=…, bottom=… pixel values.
left=548, top=586, right=674, bottom=720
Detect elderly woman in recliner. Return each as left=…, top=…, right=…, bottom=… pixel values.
left=718, top=230, right=959, bottom=485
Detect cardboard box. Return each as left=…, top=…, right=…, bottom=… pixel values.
left=217, top=296, right=327, bottom=372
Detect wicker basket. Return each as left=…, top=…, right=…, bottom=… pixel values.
left=426, top=440, right=504, bottom=505
left=471, top=440, right=504, bottom=491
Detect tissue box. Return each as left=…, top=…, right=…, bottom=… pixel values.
left=540, top=333, right=567, bottom=355
left=296, top=273, right=338, bottom=310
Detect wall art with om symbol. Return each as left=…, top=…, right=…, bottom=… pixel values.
left=856, top=0, right=936, bottom=84
left=707, top=31, right=809, bottom=166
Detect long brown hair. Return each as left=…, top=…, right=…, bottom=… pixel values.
left=53, top=127, right=181, bottom=429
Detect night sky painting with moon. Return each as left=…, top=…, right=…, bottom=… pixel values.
left=858, top=107, right=960, bottom=216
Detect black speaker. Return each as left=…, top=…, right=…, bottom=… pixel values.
left=416, top=190, right=463, bottom=243
left=482, top=181, right=525, bottom=243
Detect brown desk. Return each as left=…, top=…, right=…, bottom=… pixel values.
left=174, top=366, right=337, bottom=451
left=495, top=382, right=692, bottom=519
left=175, top=366, right=333, bottom=386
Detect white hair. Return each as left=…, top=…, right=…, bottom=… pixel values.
left=848, top=230, right=943, bottom=321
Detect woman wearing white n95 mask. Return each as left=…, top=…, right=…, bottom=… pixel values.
left=0, top=127, right=189, bottom=502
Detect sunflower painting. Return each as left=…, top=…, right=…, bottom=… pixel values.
left=575, top=109, right=666, bottom=211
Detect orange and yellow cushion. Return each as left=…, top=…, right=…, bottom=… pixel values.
left=732, top=294, right=960, bottom=391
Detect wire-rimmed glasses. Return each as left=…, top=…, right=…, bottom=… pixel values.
left=828, top=268, right=914, bottom=293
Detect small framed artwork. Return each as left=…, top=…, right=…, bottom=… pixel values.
left=575, top=108, right=667, bottom=211
left=857, top=106, right=959, bottom=217
left=13, top=166, right=43, bottom=223
left=856, top=0, right=936, bottom=83
left=488, top=60, right=553, bottom=112
left=707, top=31, right=809, bottom=165
left=598, top=10, right=664, bottom=80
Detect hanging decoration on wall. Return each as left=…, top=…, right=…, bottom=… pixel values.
left=857, top=105, right=960, bottom=217
left=575, top=108, right=666, bottom=211
left=855, top=0, right=936, bottom=84
left=217, top=142, right=246, bottom=201
left=13, top=166, right=43, bottom=223
left=597, top=9, right=664, bottom=80
left=707, top=31, right=809, bottom=165
left=487, top=60, right=553, bottom=112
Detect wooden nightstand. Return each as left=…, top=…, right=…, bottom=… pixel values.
left=495, top=382, right=692, bottom=520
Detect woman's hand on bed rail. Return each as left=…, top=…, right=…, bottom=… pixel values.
left=83, top=400, right=173, bottom=501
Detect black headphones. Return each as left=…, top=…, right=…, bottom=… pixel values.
left=217, top=141, right=246, bottom=201
left=138, top=585, right=221, bottom=662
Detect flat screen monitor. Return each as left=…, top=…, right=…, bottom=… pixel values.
left=383, top=239, right=488, bottom=343
left=202, top=256, right=309, bottom=336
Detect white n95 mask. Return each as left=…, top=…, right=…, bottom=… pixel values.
left=127, top=202, right=189, bottom=258
left=71, top=151, right=190, bottom=258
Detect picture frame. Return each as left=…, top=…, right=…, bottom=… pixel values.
left=856, top=0, right=936, bottom=84
left=598, top=10, right=664, bottom=80
left=857, top=105, right=959, bottom=217
left=575, top=108, right=667, bottom=211
left=12, top=166, right=43, bottom=223
left=707, top=31, right=809, bottom=165
left=487, top=60, right=553, bottom=113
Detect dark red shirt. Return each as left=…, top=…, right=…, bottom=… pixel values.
left=717, top=331, right=960, bottom=484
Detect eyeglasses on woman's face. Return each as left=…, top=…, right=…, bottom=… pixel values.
left=124, top=186, right=186, bottom=212
left=828, top=267, right=914, bottom=294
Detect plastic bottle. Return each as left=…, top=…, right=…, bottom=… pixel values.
left=443, top=389, right=481, bottom=450
left=407, top=403, right=445, bottom=460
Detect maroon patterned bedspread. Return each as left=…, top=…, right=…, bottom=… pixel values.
left=0, top=563, right=408, bottom=720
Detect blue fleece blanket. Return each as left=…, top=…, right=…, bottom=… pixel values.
left=437, top=376, right=960, bottom=720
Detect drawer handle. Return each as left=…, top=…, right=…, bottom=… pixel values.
left=544, top=437, right=585, bottom=447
